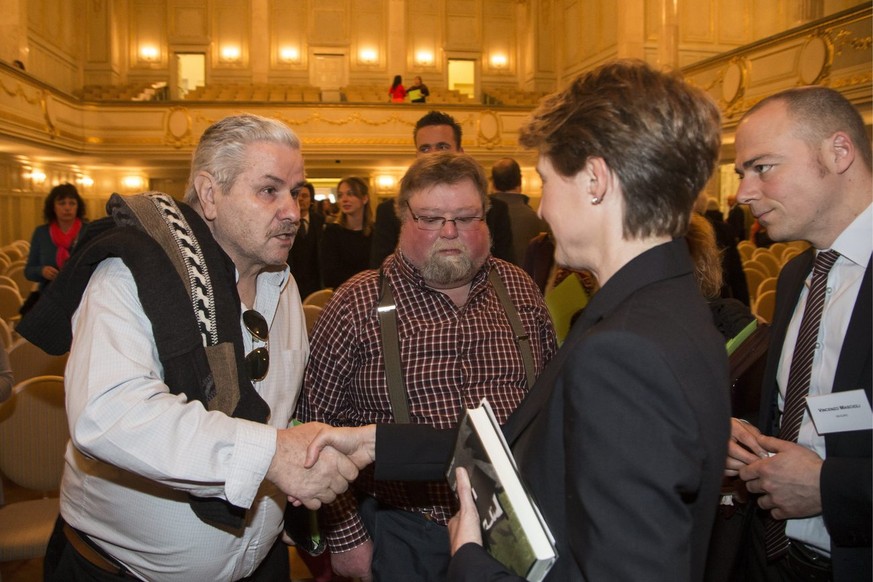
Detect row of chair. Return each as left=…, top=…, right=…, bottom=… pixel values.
left=0, top=375, right=67, bottom=568
left=739, top=240, right=809, bottom=323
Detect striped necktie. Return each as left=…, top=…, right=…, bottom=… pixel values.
left=764, top=249, right=840, bottom=560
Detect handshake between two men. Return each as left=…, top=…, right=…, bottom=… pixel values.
left=267, top=422, right=378, bottom=508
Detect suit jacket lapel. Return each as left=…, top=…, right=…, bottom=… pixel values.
left=833, top=257, right=872, bottom=393
left=759, top=249, right=813, bottom=433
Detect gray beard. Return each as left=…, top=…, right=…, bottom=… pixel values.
left=420, top=249, right=476, bottom=286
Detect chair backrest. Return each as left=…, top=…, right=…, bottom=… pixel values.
left=753, top=289, right=777, bottom=323
left=302, top=304, right=323, bottom=336
left=737, top=240, right=755, bottom=262
left=7, top=338, right=68, bottom=382
left=756, top=276, right=778, bottom=299
left=0, top=284, right=22, bottom=321
left=780, top=247, right=803, bottom=265
left=743, top=267, right=767, bottom=302
left=0, top=275, right=19, bottom=295
left=5, top=264, right=33, bottom=296
left=302, top=288, right=334, bottom=307
left=0, top=245, right=22, bottom=262
left=0, top=316, right=11, bottom=349
left=768, top=242, right=788, bottom=258
left=0, top=375, right=68, bottom=492
left=752, top=252, right=781, bottom=276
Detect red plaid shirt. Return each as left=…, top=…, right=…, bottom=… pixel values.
left=295, top=252, right=557, bottom=552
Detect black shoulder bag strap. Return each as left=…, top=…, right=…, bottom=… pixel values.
left=377, top=267, right=536, bottom=424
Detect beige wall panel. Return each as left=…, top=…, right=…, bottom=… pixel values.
left=447, top=0, right=478, bottom=16
left=169, top=4, right=210, bottom=43
left=406, top=14, right=442, bottom=73
left=351, top=1, right=386, bottom=65
left=565, top=1, right=582, bottom=63
left=601, top=1, right=618, bottom=50
left=751, top=0, right=789, bottom=40
left=718, top=0, right=752, bottom=45
left=86, top=1, right=111, bottom=63
left=681, top=2, right=715, bottom=43
left=535, top=0, right=556, bottom=72
left=446, top=16, right=482, bottom=51
left=130, top=0, right=168, bottom=68
left=25, top=0, right=83, bottom=92
left=310, top=5, right=349, bottom=45
left=214, top=0, right=250, bottom=67
left=483, top=1, right=516, bottom=74
left=574, top=0, right=616, bottom=58
left=270, top=0, right=308, bottom=69
left=645, top=0, right=660, bottom=41
left=28, top=0, right=81, bottom=58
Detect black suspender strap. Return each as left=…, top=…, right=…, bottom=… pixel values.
left=488, top=269, right=536, bottom=390
left=377, top=267, right=537, bottom=424
left=378, top=273, right=410, bottom=423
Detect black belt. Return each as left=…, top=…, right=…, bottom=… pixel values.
left=785, top=541, right=832, bottom=582
left=62, top=522, right=133, bottom=578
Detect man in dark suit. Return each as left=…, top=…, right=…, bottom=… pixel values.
left=369, top=111, right=513, bottom=267
left=287, top=181, right=324, bottom=300
left=728, top=86, right=872, bottom=582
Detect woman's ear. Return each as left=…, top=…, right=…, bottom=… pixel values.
left=586, top=157, right=610, bottom=201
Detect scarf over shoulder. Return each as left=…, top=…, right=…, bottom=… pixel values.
left=18, top=192, right=269, bottom=528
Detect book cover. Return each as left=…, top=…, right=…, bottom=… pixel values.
left=447, top=399, right=557, bottom=582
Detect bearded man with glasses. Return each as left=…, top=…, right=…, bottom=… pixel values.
left=296, top=152, right=557, bottom=582
left=20, top=114, right=366, bottom=581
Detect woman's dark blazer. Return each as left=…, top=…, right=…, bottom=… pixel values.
left=378, top=237, right=731, bottom=581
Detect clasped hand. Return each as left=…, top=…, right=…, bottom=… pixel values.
left=266, top=422, right=369, bottom=509
left=725, top=418, right=824, bottom=520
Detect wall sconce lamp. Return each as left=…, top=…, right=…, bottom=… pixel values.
left=490, top=54, right=508, bottom=69
left=376, top=175, right=396, bottom=192
left=279, top=47, right=300, bottom=63
left=415, top=51, right=434, bottom=66
left=76, top=175, right=94, bottom=188
left=360, top=48, right=378, bottom=64
left=122, top=175, right=146, bottom=191
left=140, top=46, right=159, bottom=62
left=25, top=168, right=47, bottom=185
left=220, top=45, right=242, bottom=62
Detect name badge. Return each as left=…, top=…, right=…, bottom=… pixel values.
left=806, top=389, right=873, bottom=434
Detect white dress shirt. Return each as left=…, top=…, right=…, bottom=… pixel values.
left=777, top=204, right=872, bottom=555
left=61, top=258, right=308, bottom=580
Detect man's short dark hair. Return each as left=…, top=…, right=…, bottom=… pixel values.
left=491, top=158, right=522, bottom=192
left=745, top=86, right=872, bottom=171
left=300, top=182, right=315, bottom=197
left=414, top=111, right=462, bottom=149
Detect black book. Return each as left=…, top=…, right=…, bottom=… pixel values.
left=447, top=399, right=557, bottom=582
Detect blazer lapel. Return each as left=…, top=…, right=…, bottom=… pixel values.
left=833, top=257, right=872, bottom=393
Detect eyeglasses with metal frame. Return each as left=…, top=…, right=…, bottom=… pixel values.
left=405, top=201, right=485, bottom=231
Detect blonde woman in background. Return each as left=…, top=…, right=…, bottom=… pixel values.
left=320, top=176, right=374, bottom=289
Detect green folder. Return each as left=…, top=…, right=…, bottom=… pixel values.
left=408, top=88, right=423, bottom=101
left=544, top=274, right=589, bottom=346
left=726, top=319, right=758, bottom=355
